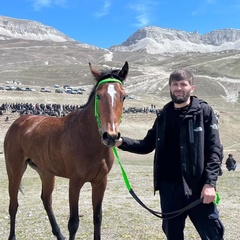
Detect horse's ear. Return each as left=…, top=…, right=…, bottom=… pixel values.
left=118, top=61, right=129, bottom=81
left=89, top=62, right=101, bottom=80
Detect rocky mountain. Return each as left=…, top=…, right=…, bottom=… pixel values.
left=0, top=16, right=239, bottom=103
left=1, top=16, right=240, bottom=55
left=0, top=16, right=74, bottom=42
left=0, top=16, right=114, bottom=66
left=0, top=16, right=113, bottom=87
left=110, top=26, right=240, bottom=54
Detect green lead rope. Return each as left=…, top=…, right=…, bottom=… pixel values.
left=113, top=147, right=164, bottom=218
left=112, top=147, right=220, bottom=219
left=113, top=147, right=131, bottom=191
left=214, top=192, right=220, bottom=205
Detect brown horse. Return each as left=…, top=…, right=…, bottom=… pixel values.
left=4, top=61, right=129, bottom=240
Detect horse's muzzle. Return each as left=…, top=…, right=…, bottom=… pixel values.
left=102, top=132, right=121, bottom=147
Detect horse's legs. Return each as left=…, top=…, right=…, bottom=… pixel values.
left=68, top=178, right=83, bottom=240
left=6, top=161, right=27, bottom=240
left=39, top=172, right=65, bottom=240
left=91, top=177, right=107, bottom=240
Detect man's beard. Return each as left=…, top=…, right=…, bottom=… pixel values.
left=170, top=90, right=191, bottom=104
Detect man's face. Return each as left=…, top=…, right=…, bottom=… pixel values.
left=170, top=80, right=194, bottom=104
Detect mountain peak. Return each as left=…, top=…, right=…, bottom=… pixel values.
left=0, top=16, right=74, bottom=42
left=110, top=26, right=240, bottom=54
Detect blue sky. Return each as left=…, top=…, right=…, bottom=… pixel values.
left=1, top=0, right=240, bottom=48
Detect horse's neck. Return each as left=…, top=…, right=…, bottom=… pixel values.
left=77, top=98, right=99, bottom=130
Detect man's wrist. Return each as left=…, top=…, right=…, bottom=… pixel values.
left=205, top=183, right=215, bottom=187
left=205, top=182, right=216, bottom=187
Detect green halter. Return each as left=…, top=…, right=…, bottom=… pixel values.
left=94, top=78, right=123, bottom=130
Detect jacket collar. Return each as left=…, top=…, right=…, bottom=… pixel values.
left=163, top=96, right=203, bottom=115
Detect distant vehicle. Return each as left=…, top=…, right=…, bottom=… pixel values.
left=40, top=87, right=51, bottom=93
left=63, top=84, right=70, bottom=89
left=55, top=89, right=64, bottom=93
left=25, top=87, right=36, bottom=92
left=54, top=84, right=60, bottom=88
left=0, top=86, right=4, bottom=90
left=126, top=95, right=137, bottom=100
left=65, top=89, right=79, bottom=94
left=40, top=88, right=46, bottom=92
left=78, top=87, right=85, bottom=92
left=65, top=88, right=72, bottom=94
left=5, top=86, right=16, bottom=90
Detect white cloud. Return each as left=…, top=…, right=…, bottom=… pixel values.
left=95, top=0, right=112, bottom=17
left=132, top=4, right=149, bottom=27
left=30, top=0, right=67, bottom=11
left=128, top=1, right=158, bottom=28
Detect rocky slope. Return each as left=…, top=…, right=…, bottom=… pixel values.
left=110, top=26, right=240, bottom=54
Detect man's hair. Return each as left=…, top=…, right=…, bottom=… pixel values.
left=169, top=69, right=194, bottom=86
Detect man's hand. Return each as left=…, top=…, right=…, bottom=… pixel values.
left=115, top=137, right=123, bottom=147
left=201, top=184, right=216, bottom=204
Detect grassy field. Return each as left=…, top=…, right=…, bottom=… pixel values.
left=0, top=157, right=239, bottom=240
left=0, top=90, right=240, bottom=239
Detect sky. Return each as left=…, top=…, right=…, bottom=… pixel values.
left=1, top=0, right=240, bottom=48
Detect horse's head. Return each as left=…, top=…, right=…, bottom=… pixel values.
left=89, top=62, right=129, bottom=147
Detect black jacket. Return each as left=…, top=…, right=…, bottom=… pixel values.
left=119, top=96, right=222, bottom=196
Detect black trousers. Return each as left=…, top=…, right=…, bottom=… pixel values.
left=159, top=181, right=224, bottom=240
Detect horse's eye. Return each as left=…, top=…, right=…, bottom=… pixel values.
left=122, top=96, right=126, bottom=101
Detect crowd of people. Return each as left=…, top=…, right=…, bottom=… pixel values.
left=0, top=102, right=160, bottom=118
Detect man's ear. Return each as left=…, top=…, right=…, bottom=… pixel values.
left=191, top=85, right=195, bottom=93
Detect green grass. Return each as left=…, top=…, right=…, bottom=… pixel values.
left=0, top=154, right=239, bottom=239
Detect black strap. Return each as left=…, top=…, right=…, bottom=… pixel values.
left=113, top=147, right=203, bottom=220
left=129, top=189, right=203, bottom=220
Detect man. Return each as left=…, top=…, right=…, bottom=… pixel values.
left=116, top=69, right=224, bottom=240
left=225, top=154, right=237, bottom=171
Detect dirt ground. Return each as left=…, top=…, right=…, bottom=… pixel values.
left=0, top=91, right=240, bottom=239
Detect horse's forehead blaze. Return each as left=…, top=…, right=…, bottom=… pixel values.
left=97, top=83, right=124, bottom=122
left=107, top=84, right=117, bottom=107
left=98, top=83, right=124, bottom=100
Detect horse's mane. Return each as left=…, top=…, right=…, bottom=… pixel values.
left=81, top=68, right=122, bottom=109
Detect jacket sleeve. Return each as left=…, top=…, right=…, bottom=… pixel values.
left=202, top=104, right=222, bottom=187
left=118, top=117, right=158, bottom=154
